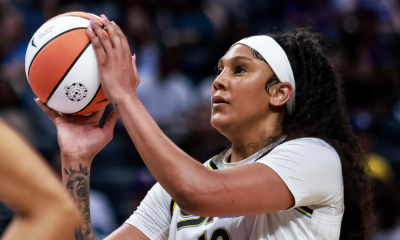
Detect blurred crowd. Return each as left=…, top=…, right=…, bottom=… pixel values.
left=1, top=0, right=400, bottom=238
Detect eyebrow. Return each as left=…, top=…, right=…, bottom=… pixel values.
left=218, top=56, right=254, bottom=64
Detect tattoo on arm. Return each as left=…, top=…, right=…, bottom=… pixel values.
left=64, top=164, right=94, bottom=240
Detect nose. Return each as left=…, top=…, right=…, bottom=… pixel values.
left=212, top=73, right=229, bottom=91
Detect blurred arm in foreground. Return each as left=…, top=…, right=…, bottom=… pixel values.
left=0, top=119, right=80, bottom=240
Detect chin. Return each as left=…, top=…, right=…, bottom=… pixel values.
left=210, top=115, right=232, bottom=135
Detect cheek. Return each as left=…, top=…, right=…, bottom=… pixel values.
left=233, top=81, right=270, bottom=113
left=234, top=98, right=268, bottom=121
left=210, top=77, right=270, bottom=129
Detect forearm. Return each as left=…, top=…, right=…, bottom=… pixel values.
left=115, top=94, right=210, bottom=204
left=62, top=157, right=95, bottom=240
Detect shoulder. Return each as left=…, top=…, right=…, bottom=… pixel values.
left=258, top=137, right=343, bottom=207
left=269, top=137, right=341, bottom=166
left=276, top=137, right=336, bottom=151
left=141, top=182, right=172, bottom=207
left=262, top=137, right=342, bottom=179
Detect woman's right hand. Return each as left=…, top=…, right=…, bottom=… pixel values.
left=35, top=99, right=119, bottom=164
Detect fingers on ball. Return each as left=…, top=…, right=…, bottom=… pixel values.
left=90, top=19, right=113, bottom=54
left=99, top=15, right=121, bottom=48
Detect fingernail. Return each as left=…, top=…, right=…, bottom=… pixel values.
left=100, top=14, right=108, bottom=20
left=87, top=26, right=93, bottom=32
left=133, top=54, right=136, bottom=57
left=111, top=21, right=116, bottom=25
left=34, top=98, right=38, bottom=101
left=90, top=17, right=95, bottom=23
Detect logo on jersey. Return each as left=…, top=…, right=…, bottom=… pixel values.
left=65, top=83, right=88, bottom=102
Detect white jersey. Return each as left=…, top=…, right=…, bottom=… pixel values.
left=125, top=138, right=344, bottom=240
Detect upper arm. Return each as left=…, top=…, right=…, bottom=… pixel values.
left=105, top=224, right=149, bottom=240
left=184, top=139, right=342, bottom=217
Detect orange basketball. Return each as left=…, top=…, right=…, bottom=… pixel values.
left=25, top=12, right=110, bottom=115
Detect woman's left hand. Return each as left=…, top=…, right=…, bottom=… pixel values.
left=87, top=15, right=140, bottom=106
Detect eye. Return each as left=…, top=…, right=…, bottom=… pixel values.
left=214, top=66, right=223, bottom=76
left=235, top=66, right=246, bottom=74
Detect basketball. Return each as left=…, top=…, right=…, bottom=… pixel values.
left=25, top=12, right=109, bottom=115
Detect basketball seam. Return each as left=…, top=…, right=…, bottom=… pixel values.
left=45, top=42, right=92, bottom=104
left=28, top=27, right=87, bottom=76
left=73, top=85, right=102, bottom=114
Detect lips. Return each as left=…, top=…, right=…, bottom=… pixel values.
left=212, top=96, right=229, bottom=104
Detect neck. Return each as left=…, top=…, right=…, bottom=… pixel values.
left=228, top=116, right=283, bottom=163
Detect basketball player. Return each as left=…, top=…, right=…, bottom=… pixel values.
left=36, top=14, right=372, bottom=240
left=0, top=119, right=80, bottom=240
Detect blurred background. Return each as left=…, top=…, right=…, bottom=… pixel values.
left=1, top=0, right=400, bottom=239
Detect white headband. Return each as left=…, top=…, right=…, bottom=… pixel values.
left=233, top=36, right=296, bottom=116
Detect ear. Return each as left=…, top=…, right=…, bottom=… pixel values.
left=269, top=82, right=293, bottom=107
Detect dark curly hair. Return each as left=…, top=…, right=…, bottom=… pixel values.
left=254, top=29, right=373, bottom=239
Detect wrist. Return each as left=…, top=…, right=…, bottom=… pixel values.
left=111, top=92, right=139, bottom=111
left=61, top=152, right=94, bottom=166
